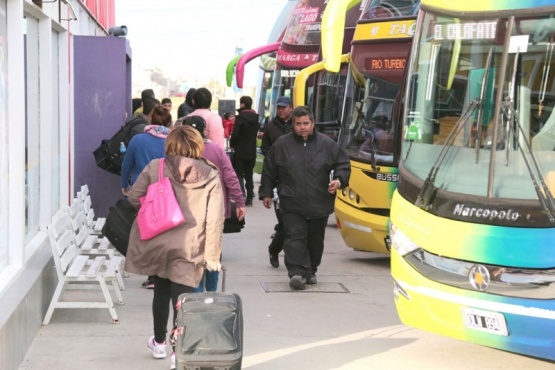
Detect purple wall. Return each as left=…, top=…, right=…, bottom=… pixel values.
left=74, top=35, right=131, bottom=217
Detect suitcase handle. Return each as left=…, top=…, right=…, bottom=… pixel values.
left=202, top=264, right=226, bottom=292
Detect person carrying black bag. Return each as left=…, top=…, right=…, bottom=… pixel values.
left=181, top=116, right=245, bottom=292
left=93, top=97, right=159, bottom=175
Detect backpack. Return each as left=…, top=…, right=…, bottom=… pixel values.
left=93, top=116, right=148, bottom=175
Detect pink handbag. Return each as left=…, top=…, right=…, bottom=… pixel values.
left=137, top=158, right=186, bottom=240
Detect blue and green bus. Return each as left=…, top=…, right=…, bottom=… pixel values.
left=391, top=0, right=555, bottom=360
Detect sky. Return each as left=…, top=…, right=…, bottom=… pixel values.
left=115, top=0, right=289, bottom=87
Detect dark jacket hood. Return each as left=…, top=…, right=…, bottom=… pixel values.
left=237, top=109, right=259, bottom=125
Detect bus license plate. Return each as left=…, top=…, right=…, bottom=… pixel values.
left=462, top=307, right=508, bottom=336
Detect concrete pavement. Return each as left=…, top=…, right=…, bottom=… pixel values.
left=19, top=176, right=555, bottom=370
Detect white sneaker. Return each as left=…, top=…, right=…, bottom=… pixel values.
left=147, top=335, right=167, bottom=359
left=170, top=352, right=176, bottom=370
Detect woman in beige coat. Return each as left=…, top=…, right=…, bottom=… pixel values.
left=124, top=125, right=224, bottom=367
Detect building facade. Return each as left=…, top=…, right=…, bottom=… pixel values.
left=0, top=1, right=128, bottom=369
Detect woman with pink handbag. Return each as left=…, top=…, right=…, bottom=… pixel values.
left=121, top=104, right=172, bottom=290
left=124, top=125, right=224, bottom=368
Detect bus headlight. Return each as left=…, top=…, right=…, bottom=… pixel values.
left=389, top=222, right=419, bottom=256
left=349, top=189, right=356, bottom=200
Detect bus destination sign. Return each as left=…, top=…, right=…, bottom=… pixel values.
left=433, top=21, right=497, bottom=41
left=365, top=58, right=406, bottom=70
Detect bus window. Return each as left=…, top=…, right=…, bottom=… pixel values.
left=338, top=72, right=398, bottom=166
left=362, top=0, right=419, bottom=20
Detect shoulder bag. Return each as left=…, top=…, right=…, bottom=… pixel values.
left=101, top=198, right=137, bottom=256
left=223, top=201, right=245, bottom=233
left=137, top=158, right=186, bottom=240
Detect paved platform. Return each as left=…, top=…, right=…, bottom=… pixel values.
left=19, top=177, right=555, bottom=369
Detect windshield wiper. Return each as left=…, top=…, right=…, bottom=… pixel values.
left=487, top=16, right=514, bottom=197
left=415, top=99, right=479, bottom=210
left=416, top=44, right=496, bottom=210
left=505, top=48, right=520, bottom=165
left=354, top=103, right=379, bottom=170
left=474, top=47, right=494, bottom=162
left=503, top=101, right=555, bottom=222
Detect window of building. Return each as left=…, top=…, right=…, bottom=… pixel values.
left=0, top=1, right=7, bottom=273
left=24, top=15, right=40, bottom=242
left=51, top=30, right=60, bottom=215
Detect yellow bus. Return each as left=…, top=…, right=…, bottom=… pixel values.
left=318, top=0, right=419, bottom=253
left=293, top=0, right=363, bottom=140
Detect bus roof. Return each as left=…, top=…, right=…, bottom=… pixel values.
left=234, top=42, right=281, bottom=88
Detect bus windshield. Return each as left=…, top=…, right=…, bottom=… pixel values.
left=311, top=66, right=349, bottom=140
left=362, top=0, right=419, bottom=20
left=403, top=12, right=555, bottom=201
left=339, top=67, right=398, bottom=166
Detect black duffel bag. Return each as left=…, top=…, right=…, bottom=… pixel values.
left=223, top=201, right=245, bottom=234
left=102, top=198, right=137, bottom=256
left=93, top=116, right=148, bottom=176
left=93, top=139, right=124, bottom=175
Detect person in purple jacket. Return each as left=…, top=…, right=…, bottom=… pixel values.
left=181, top=115, right=245, bottom=292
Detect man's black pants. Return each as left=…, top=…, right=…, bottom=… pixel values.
left=268, top=202, right=285, bottom=257
left=281, top=211, right=329, bottom=278
left=233, top=157, right=256, bottom=200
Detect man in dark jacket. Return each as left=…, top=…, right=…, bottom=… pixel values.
left=259, top=106, right=351, bottom=290
left=132, top=88, right=155, bottom=118
left=230, top=96, right=260, bottom=206
left=177, top=87, right=196, bottom=119
left=128, top=97, right=159, bottom=139
left=260, top=96, right=293, bottom=268
left=261, top=96, right=293, bottom=156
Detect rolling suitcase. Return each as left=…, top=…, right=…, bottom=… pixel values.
left=173, top=267, right=243, bottom=370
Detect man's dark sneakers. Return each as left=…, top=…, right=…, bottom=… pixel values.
left=307, top=275, right=317, bottom=285
left=289, top=275, right=306, bottom=290
left=269, top=254, right=279, bottom=268
left=245, top=198, right=253, bottom=206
